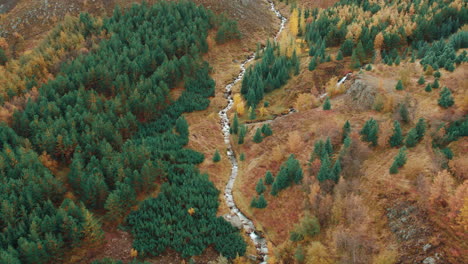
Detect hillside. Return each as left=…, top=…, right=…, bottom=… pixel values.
left=0, top=0, right=467, bottom=264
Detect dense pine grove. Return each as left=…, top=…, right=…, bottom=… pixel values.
left=1, top=1, right=246, bottom=262
left=241, top=42, right=299, bottom=107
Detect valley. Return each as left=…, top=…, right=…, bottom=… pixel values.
left=0, top=0, right=467, bottom=264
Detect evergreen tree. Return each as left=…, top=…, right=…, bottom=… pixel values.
left=292, top=50, right=300, bottom=75
left=336, top=50, right=343, bottom=60
left=265, top=171, right=274, bottom=185
left=433, top=71, right=441, bottom=78
left=395, top=80, right=404, bottom=91
left=425, top=83, right=432, bottom=92
left=317, top=153, right=331, bottom=182
left=350, top=49, right=361, bottom=69
left=261, top=124, right=273, bottom=136
left=415, top=118, right=426, bottom=141
left=239, top=153, right=245, bottom=161
left=238, top=125, right=246, bottom=144
left=365, top=64, right=372, bottom=71
left=405, top=128, right=419, bottom=148
left=256, top=194, right=267, bottom=209
left=331, top=159, right=341, bottom=182
left=389, top=147, right=407, bottom=174
left=253, top=128, right=263, bottom=143
left=389, top=121, right=403, bottom=147
left=340, top=39, right=354, bottom=57
left=325, top=137, right=333, bottom=156
left=360, top=118, right=378, bottom=146
left=308, top=57, right=317, bottom=71
left=249, top=106, right=256, bottom=120
left=438, top=87, right=454, bottom=108
left=323, top=96, right=331, bottom=110
left=418, top=76, right=425, bottom=85
left=368, top=123, right=379, bottom=146
left=256, top=179, right=266, bottom=194
left=271, top=181, right=279, bottom=196
left=0, top=48, right=7, bottom=65
left=250, top=197, right=258, bottom=207
left=213, top=149, right=221, bottom=162
left=399, top=104, right=410, bottom=123
left=432, top=79, right=440, bottom=89
left=342, top=120, right=351, bottom=142
left=232, top=114, right=239, bottom=134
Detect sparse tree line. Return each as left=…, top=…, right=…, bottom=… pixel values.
left=0, top=1, right=246, bottom=263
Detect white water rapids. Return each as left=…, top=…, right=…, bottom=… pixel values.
left=218, top=0, right=286, bottom=262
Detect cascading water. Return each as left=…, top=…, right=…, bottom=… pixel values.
left=218, top=1, right=286, bottom=262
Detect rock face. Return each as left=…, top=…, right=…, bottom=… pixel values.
left=345, top=78, right=378, bottom=110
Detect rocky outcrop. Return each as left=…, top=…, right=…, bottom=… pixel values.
left=345, top=77, right=378, bottom=110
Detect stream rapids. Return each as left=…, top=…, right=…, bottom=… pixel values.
left=218, top=0, right=286, bottom=262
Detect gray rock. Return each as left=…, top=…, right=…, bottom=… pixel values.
left=423, top=257, right=436, bottom=264
left=223, top=214, right=243, bottom=229
left=345, top=78, right=378, bottom=110
left=423, top=244, right=432, bottom=252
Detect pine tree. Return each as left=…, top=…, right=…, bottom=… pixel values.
left=317, top=153, right=331, bottom=182
left=240, top=153, right=245, bottom=161
left=325, top=137, right=333, bottom=155
left=270, top=181, right=279, bottom=196
left=249, top=106, right=256, bottom=120
left=418, top=76, right=425, bottom=85
left=432, top=79, right=440, bottom=89
left=256, top=194, right=267, bottom=208
left=232, top=114, right=239, bottom=134
left=425, top=83, right=432, bottom=92
left=399, top=104, right=410, bottom=123
left=405, top=128, right=418, bottom=148
left=261, top=124, right=273, bottom=136
left=256, top=179, right=266, bottom=194
left=213, top=149, right=221, bottom=162
left=265, top=171, right=274, bottom=185
left=415, top=118, right=426, bottom=141
left=250, top=197, right=258, bottom=207
left=438, top=87, right=454, bottom=108
left=342, top=120, right=351, bottom=142
left=253, top=128, right=263, bottom=143
left=365, top=64, right=372, bottom=71
left=433, top=71, right=441, bottom=78
left=332, top=159, right=341, bottom=182
left=389, top=121, right=403, bottom=147
left=238, top=125, right=246, bottom=144
left=368, top=123, right=379, bottom=146
left=389, top=147, right=407, bottom=174
left=395, top=80, right=404, bottom=91
left=350, top=49, right=361, bottom=69
left=323, top=96, right=331, bottom=110
left=308, top=57, right=317, bottom=71
left=336, top=50, right=343, bottom=60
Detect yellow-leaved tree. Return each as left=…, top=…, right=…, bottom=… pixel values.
left=289, top=9, right=299, bottom=37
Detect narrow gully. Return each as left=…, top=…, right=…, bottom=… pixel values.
left=218, top=0, right=286, bottom=262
